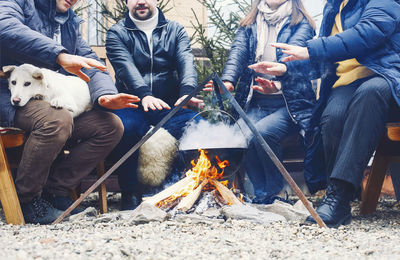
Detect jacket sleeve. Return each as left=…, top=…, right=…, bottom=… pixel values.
left=221, top=27, right=251, bottom=85
left=74, top=30, right=118, bottom=107
left=0, top=0, right=66, bottom=69
left=105, top=26, right=152, bottom=99
left=307, top=0, right=400, bottom=62
left=174, top=23, right=198, bottom=97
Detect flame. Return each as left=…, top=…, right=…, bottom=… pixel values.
left=156, top=149, right=229, bottom=208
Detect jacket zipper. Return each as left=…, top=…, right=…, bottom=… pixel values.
left=275, top=21, right=297, bottom=124
left=126, top=23, right=167, bottom=91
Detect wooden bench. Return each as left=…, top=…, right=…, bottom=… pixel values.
left=0, top=129, right=25, bottom=225
left=360, top=123, right=400, bottom=214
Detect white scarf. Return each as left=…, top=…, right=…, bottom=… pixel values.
left=255, top=0, right=292, bottom=62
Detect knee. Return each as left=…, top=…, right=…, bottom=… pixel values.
left=34, top=109, right=73, bottom=144
left=353, top=78, right=392, bottom=107
left=103, top=112, right=124, bottom=142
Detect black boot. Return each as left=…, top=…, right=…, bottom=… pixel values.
left=306, top=179, right=354, bottom=228
left=42, top=191, right=84, bottom=215
left=121, top=192, right=142, bottom=211
left=21, top=197, right=64, bottom=225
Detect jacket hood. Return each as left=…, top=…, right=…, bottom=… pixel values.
left=124, top=8, right=168, bottom=29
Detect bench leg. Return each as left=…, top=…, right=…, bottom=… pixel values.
left=360, top=148, right=388, bottom=215
left=0, top=138, right=25, bottom=225
left=96, top=161, right=108, bottom=214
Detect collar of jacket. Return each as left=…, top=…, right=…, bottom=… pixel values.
left=35, top=0, right=57, bottom=20
left=35, top=0, right=81, bottom=25
left=124, top=8, right=168, bottom=30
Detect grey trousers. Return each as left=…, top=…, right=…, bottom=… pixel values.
left=14, top=100, right=123, bottom=203
left=320, top=76, right=393, bottom=188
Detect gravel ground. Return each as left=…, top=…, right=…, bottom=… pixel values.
left=0, top=193, right=399, bottom=260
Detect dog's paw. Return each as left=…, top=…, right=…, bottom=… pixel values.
left=50, top=98, right=66, bottom=109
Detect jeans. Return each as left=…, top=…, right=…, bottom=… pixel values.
left=14, top=100, right=124, bottom=203
left=111, top=107, right=198, bottom=193
left=320, top=76, right=393, bottom=188
left=243, top=95, right=299, bottom=199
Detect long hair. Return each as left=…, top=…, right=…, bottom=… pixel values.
left=239, top=0, right=316, bottom=29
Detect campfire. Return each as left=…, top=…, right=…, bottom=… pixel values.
left=144, top=149, right=242, bottom=212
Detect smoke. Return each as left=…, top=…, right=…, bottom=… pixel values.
left=179, top=120, right=248, bottom=150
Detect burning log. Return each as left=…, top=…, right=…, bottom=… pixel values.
left=210, top=179, right=242, bottom=205
left=144, top=176, right=193, bottom=206
left=177, top=179, right=208, bottom=212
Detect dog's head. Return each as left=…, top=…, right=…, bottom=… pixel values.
left=1, top=64, right=47, bottom=107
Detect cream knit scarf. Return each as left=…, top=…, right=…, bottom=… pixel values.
left=255, top=0, right=292, bottom=62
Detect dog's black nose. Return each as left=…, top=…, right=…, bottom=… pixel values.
left=12, top=97, right=21, bottom=105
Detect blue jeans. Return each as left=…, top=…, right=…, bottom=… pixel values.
left=110, top=107, right=198, bottom=193
left=320, top=76, right=393, bottom=188
left=243, top=95, right=299, bottom=200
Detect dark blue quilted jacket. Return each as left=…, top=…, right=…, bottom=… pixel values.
left=105, top=10, right=197, bottom=107
left=0, top=0, right=117, bottom=127
left=221, top=17, right=316, bottom=133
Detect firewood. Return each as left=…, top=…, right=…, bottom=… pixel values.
left=177, top=179, right=208, bottom=212
left=210, top=179, right=242, bottom=205
left=145, top=175, right=193, bottom=206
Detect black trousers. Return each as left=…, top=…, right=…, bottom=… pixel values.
left=320, top=76, right=393, bottom=188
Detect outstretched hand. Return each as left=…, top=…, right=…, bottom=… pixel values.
left=142, top=96, right=171, bottom=112
left=174, top=95, right=205, bottom=109
left=248, top=61, right=287, bottom=76
left=98, top=93, right=140, bottom=110
left=252, top=77, right=279, bottom=94
left=56, top=53, right=107, bottom=82
left=271, top=43, right=309, bottom=62
left=203, top=80, right=234, bottom=93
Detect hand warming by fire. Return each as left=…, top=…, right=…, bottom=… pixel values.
left=145, top=149, right=242, bottom=212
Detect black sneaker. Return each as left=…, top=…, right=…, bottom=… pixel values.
left=306, top=179, right=354, bottom=228
left=121, top=192, right=142, bottom=211
left=42, top=191, right=84, bottom=215
left=21, top=197, right=64, bottom=225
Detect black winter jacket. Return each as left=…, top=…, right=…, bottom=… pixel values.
left=105, top=10, right=197, bottom=106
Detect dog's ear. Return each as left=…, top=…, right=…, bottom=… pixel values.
left=32, top=69, right=44, bottom=81
left=0, top=65, right=16, bottom=79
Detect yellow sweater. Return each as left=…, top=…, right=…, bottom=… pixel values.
left=331, top=0, right=374, bottom=88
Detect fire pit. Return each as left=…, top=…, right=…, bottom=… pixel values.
left=178, top=147, right=247, bottom=185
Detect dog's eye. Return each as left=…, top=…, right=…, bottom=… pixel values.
left=24, top=82, right=31, bottom=87
left=11, top=80, right=16, bottom=85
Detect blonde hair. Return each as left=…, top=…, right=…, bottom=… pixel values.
left=239, top=0, right=316, bottom=29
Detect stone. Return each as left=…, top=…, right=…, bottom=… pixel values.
left=129, top=202, right=168, bottom=225
left=256, top=200, right=311, bottom=222
left=221, top=204, right=286, bottom=224
left=69, top=207, right=98, bottom=222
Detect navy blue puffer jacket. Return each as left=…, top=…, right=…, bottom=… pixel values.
left=221, top=17, right=316, bottom=133
left=0, top=0, right=117, bottom=127
left=303, top=0, right=400, bottom=193
left=105, top=10, right=197, bottom=107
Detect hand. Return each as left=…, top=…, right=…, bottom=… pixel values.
left=174, top=95, right=205, bottom=109
left=56, top=53, right=107, bottom=82
left=141, top=96, right=171, bottom=112
left=252, top=77, right=279, bottom=94
left=203, top=80, right=234, bottom=93
left=98, top=93, right=140, bottom=109
left=271, top=43, right=309, bottom=62
left=248, top=61, right=287, bottom=76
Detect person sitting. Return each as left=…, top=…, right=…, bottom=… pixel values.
left=251, top=0, right=400, bottom=227
left=0, top=0, right=140, bottom=224
left=105, top=0, right=204, bottom=210
left=206, top=0, right=318, bottom=204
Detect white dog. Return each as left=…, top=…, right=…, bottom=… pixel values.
left=2, top=64, right=91, bottom=118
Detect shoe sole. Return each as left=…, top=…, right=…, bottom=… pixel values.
left=326, top=214, right=352, bottom=228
